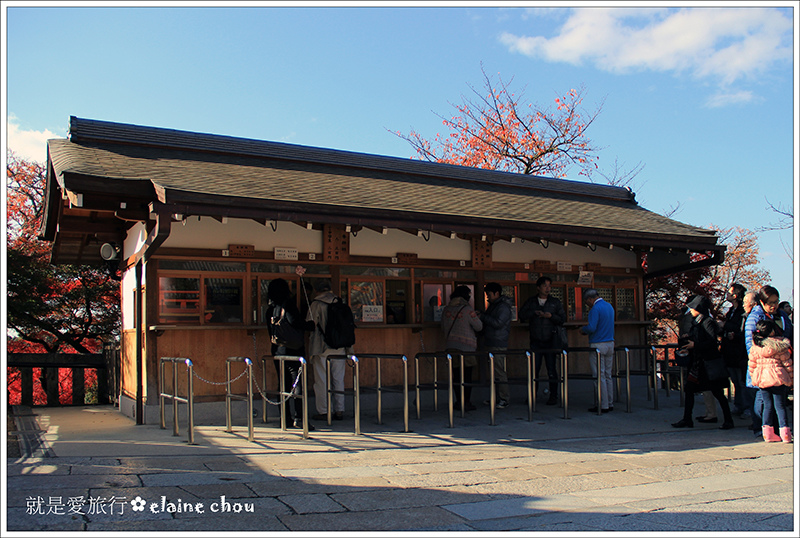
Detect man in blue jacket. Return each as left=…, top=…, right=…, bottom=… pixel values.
left=580, top=288, right=615, bottom=413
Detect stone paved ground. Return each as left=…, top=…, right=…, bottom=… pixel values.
left=4, top=387, right=797, bottom=533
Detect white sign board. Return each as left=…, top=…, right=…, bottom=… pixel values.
left=274, top=247, right=298, bottom=260
left=578, top=271, right=594, bottom=285
left=362, top=305, right=384, bottom=323
left=557, top=261, right=572, bottom=272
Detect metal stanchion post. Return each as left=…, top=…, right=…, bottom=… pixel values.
left=447, top=354, right=454, bottom=428
left=562, top=350, right=569, bottom=419
left=489, top=352, right=496, bottom=426
left=651, top=346, right=659, bottom=410
left=525, top=351, right=536, bottom=422
left=172, top=361, right=180, bottom=436
left=186, top=359, right=195, bottom=445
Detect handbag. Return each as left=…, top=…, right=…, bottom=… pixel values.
left=703, top=357, right=729, bottom=382
left=270, top=306, right=305, bottom=350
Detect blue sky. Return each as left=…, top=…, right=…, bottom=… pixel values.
left=3, top=2, right=797, bottom=303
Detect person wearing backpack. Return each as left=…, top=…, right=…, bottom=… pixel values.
left=306, top=279, right=354, bottom=421
left=266, top=278, right=315, bottom=431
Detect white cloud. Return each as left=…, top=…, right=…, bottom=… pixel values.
left=705, top=90, right=755, bottom=108
left=6, top=115, right=57, bottom=164
left=500, top=7, right=793, bottom=85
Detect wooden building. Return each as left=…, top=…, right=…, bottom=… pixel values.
left=41, top=117, right=724, bottom=423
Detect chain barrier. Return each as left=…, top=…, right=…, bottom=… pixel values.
left=192, top=367, right=248, bottom=386
left=253, top=364, right=304, bottom=406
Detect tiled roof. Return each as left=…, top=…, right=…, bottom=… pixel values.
left=47, top=117, right=719, bottom=248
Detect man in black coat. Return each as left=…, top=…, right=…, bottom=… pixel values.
left=519, top=276, right=567, bottom=405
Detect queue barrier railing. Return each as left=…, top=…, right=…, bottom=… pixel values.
left=528, top=347, right=567, bottom=418
left=487, top=350, right=534, bottom=425
left=652, top=344, right=685, bottom=405
left=412, top=352, right=450, bottom=419
left=353, top=354, right=410, bottom=432
left=260, top=355, right=311, bottom=439
left=225, top=356, right=254, bottom=442
left=613, top=345, right=657, bottom=411
left=324, top=354, right=361, bottom=435
left=159, top=357, right=195, bottom=444
left=562, top=346, right=602, bottom=418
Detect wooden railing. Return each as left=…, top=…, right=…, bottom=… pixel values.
left=6, top=345, right=119, bottom=406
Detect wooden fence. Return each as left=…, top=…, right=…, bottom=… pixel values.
left=7, top=345, right=119, bottom=406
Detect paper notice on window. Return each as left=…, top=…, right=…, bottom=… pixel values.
left=577, top=271, right=593, bottom=285
left=362, top=305, right=384, bottom=322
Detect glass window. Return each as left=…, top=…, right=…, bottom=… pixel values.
left=204, top=278, right=244, bottom=323
left=160, top=260, right=246, bottom=272
left=422, top=283, right=451, bottom=322
left=341, top=266, right=410, bottom=277
left=386, top=280, right=409, bottom=324
left=159, top=277, right=200, bottom=324
left=616, top=288, right=636, bottom=320
left=349, top=281, right=385, bottom=323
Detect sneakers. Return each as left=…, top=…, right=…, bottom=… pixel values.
left=672, top=418, right=693, bottom=428
left=292, top=419, right=315, bottom=431
left=483, top=399, right=509, bottom=409
left=588, top=406, right=611, bottom=413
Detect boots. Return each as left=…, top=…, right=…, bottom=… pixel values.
left=762, top=425, right=781, bottom=442
left=779, top=427, right=793, bottom=443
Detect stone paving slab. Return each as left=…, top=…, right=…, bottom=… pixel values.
left=5, top=400, right=796, bottom=533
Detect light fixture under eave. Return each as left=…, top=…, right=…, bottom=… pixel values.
left=345, top=225, right=352, bottom=233
left=510, top=236, right=517, bottom=243
left=382, top=227, right=388, bottom=235
left=221, top=216, right=229, bottom=224
left=306, top=222, right=314, bottom=230
left=450, top=232, right=457, bottom=240
left=608, top=244, right=614, bottom=250
left=481, top=234, right=487, bottom=242
left=100, top=242, right=120, bottom=261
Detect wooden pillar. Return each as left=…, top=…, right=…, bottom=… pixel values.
left=21, top=368, right=33, bottom=406
left=71, top=367, right=85, bottom=405
left=44, top=367, right=59, bottom=406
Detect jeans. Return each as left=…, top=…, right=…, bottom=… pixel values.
left=760, top=386, right=791, bottom=429
left=589, top=341, right=615, bottom=410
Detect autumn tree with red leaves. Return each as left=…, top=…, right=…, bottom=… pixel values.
left=394, top=66, right=643, bottom=186
left=6, top=152, right=121, bottom=354
left=645, top=226, right=771, bottom=343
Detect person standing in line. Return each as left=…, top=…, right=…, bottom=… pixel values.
left=778, top=301, right=793, bottom=323
left=748, top=319, right=793, bottom=443
left=519, top=276, right=567, bottom=405
left=580, top=288, right=615, bottom=413
left=678, top=300, right=719, bottom=424
left=307, top=279, right=351, bottom=421
left=441, top=285, right=483, bottom=411
left=719, top=283, right=748, bottom=417
left=672, top=295, right=734, bottom=430
left=744, top=285, right=794, bottom=437
left=266, top=278, right=315, bottom=431
left=480, top=282, right=513, bottom=409
left=741, top=291, right=759, bottom=424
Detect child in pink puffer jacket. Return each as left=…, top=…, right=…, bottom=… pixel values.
left=748, top=319, right=793, bottom=443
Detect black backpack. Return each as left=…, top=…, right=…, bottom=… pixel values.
left=319, top=297, right=356, bottom=349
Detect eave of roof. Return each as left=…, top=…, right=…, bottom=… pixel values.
left=42, top=116, right=722, bottom=264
